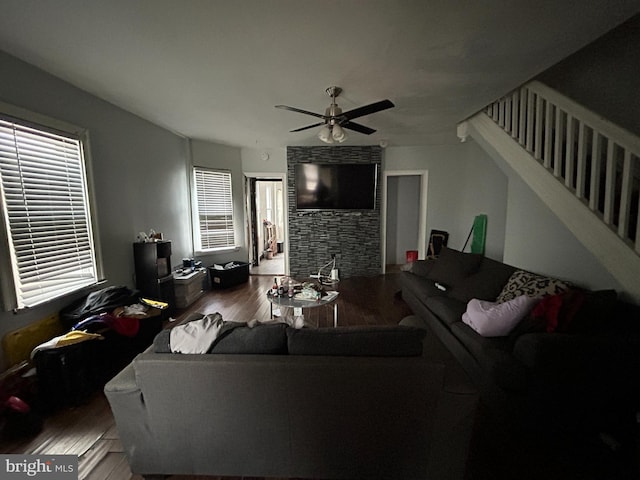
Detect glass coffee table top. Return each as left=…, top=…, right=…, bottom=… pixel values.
left=267, top=284, right=339, bottom=327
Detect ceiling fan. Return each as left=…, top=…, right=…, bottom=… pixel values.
left=275, top=86, right=394, bottom=143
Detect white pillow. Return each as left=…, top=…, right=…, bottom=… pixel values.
left=462, top=295, right=540, bottom=337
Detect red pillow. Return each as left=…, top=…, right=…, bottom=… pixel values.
left=531, top=290, right=586, bottom=333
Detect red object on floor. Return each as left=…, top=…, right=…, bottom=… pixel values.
left=6, top=395, right=31, bottom=413
left=406, top=250, right=418, bottom=263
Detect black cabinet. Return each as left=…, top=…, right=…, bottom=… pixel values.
left=133, top=241, right=175, bottom=311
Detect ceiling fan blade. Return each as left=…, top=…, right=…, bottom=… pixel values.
left=290, top=122, right=325, bottom=132
left=275, top=105, right=326, bottom=119
left=341, top=99, right=395, bottom=121
left=341, top=121, right=376, bottom=135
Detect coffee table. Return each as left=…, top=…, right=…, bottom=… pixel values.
left=267, top=290, right=339, bottom=328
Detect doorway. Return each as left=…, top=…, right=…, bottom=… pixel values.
left=381, top=170, right=428, bottom=273
left=245, top=174, right=286, bottom=275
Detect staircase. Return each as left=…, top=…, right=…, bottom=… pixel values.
left=458, top=80, right=640, bottom=302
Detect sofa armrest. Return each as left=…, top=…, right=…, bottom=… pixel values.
left=104, top=358, right=139, bottom=393
left=104, top=359, right=159, bottom=473
left=402, top=259, right=436, bottom=277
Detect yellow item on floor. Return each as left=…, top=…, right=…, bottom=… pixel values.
left=56, top=330, right=103, bottom=347
left=140, top=297, right=169, bottom=309
left=30, top=330, right=104, bottom=359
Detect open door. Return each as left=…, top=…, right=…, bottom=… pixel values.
left=245, top=174, right=287, bottom=275
left=381, top=170, right=428, bottom=273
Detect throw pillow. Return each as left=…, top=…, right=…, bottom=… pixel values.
left=449, top=257, right=517, bottom=303
left=153, top=320, right=289, bottom=354
left=427, top=247, right=483, bottom=288
left=530, top=289, right=590, bottom=333
left=153, top=329, right=171, bottom=353
left=210, top=323, right=288, bottom=354
left=462, top=295, right=541, bottom=337
left=496, top=270, right=571, bottom=303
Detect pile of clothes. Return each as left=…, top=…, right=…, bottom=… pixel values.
left=30, top=286, right=164, bottom=411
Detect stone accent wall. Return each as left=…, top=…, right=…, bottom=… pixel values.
left=287, top=146, right=381, bottom=279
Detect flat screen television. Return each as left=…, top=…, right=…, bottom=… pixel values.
left=295, top=163, right=378, bottom=210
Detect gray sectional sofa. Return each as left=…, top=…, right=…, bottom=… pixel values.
left=104, top=320, right=478, bottom=480
left=400, top=246, right=640, bottom=435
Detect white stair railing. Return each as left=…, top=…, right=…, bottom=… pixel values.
left=484, top=80, right=640, bottom=255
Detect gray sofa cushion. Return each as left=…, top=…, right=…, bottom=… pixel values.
left=402, top=259, right=436, bottom=277
left=400, top=271, right=445, bottom=304
left=212, top=323, right=288, bottom=354
left=287, top=326, right=426, bottom=357
left=153, top=328, right=172, bottom=353
left=449, top=257, right=517, bottom=303
left=153, top=322, right=288, bottom=354
left=427, top=247, right=483, bottom=288
left=450, top=321, right=527, bottom=392
left=424, top=296, right=467, bottom=327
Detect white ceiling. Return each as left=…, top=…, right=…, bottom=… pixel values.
left=0, top=1, right=638, bottom=149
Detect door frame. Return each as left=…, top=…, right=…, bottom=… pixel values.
left=243, top=171, right=288, bottom=274
left=381, top=170, right=428, bottom=273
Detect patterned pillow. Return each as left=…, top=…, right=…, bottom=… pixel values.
left=496, top=270, right=571, bottom=303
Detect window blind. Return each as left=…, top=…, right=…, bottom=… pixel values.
left=193, top=167, right=235, bottom=250
left=0, top=117, right=98, bottom=309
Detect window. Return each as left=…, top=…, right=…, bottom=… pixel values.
left=0, top=111, right=100, bottom=310
left=193, top=167, right=235, bottom=251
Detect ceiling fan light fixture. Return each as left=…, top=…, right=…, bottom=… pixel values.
left=318, top=125, right=333, bottom=143
left=332, top=123, right=347, bottom=143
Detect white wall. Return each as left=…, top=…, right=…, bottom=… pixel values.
left=469, top=131, right=626, bottom=294
left=241, top=147, right=287, bottom=173
left=503, top=175, right=622, bottom=292
left=384, top=143, right=508, bottom=261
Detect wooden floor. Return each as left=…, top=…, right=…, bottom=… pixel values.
left=0, top=273, right=413, bottom=480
